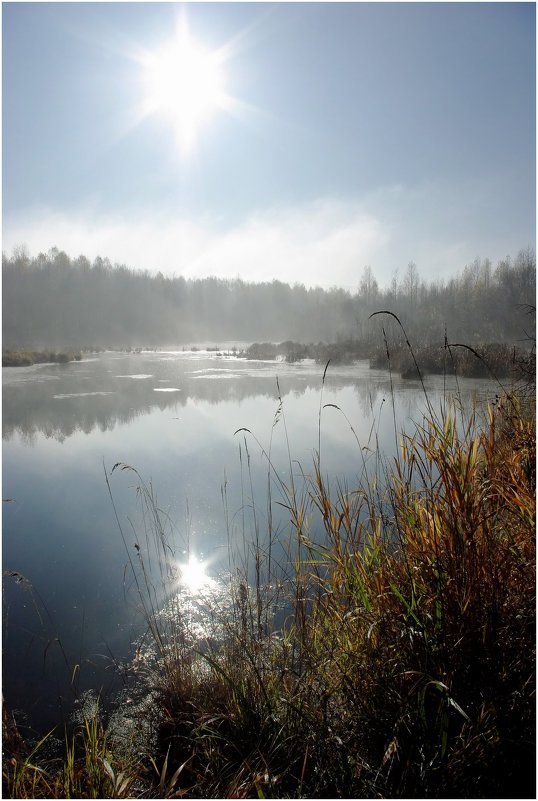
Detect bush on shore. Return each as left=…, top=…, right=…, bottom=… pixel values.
left=369, top=340, right=534, bottom=380
left=241, top=338, right=533, bottom=379
left=2, top=350, right=82, bottom=367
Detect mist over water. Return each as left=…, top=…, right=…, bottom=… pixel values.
left=3, top=350, right=496, bottom=734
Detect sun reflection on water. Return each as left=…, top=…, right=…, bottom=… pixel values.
left=176, top=555, right=216, bottom=594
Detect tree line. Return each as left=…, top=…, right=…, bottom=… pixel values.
left=2, top=245, right=535, bottom=350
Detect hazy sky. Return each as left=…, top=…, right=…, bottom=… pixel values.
left=3, top=2, right=535, bottom=289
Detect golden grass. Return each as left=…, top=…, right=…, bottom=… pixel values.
left=135, top=388, right=534, bottom=798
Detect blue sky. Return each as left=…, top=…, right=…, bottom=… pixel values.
left=2, top=2, right=535, bottom=289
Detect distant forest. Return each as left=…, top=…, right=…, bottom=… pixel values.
left=2, top=246, right=535, bottom=350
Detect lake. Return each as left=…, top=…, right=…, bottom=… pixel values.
left=3, top=349, right=497, bottom=736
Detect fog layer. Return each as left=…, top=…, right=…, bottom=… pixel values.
left=3, top=247, right=535, bottom=349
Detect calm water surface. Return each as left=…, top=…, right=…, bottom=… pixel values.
left=3, top=350, right=496, bottom=734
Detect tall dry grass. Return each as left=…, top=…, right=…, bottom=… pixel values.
left=129, top=381, right=534, bottom=798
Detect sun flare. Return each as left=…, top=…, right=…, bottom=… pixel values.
left=140, top=20, right=228, bottom=155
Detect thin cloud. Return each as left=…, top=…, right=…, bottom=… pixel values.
left=186, top=200, right=387, bottom=287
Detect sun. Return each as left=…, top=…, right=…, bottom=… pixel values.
left=140, top=19, right=229, bottom=155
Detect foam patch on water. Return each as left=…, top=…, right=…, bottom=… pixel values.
left=188, top=368, right=239, bottom=374
left=115, top=374, right=153, bottom=379
left=191, top=371, right=243, bottom=380
left=153, top=387, right=181, bottom=392
left=53, top=391, right=116, bottom=399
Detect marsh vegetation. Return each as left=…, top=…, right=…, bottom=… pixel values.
left=2, top=350, right=82, bottom=367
